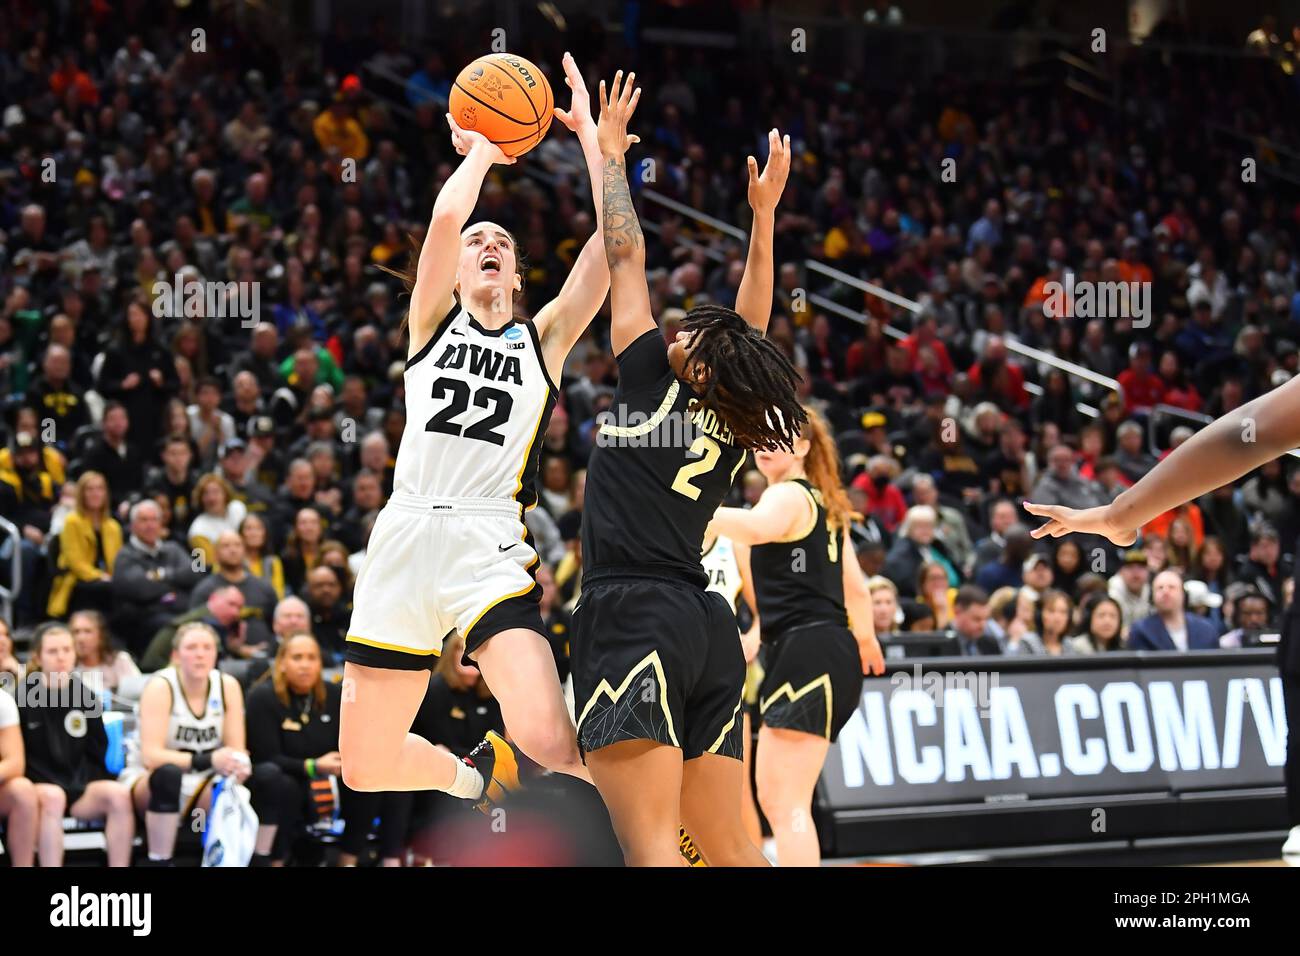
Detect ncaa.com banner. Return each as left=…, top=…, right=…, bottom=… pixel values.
left=821, top=655, right=1287, bottom=809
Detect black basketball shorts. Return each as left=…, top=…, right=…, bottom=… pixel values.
left=571, top=570, right=746, bottom=761
left=758, top=623, right=863, bottom=742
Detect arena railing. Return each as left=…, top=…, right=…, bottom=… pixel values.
left=638, top=189, right=1116, bottom=419
left=360, top=54, right=1116, bottom=418
left=1150, top=402, right=1300, bottom=462
left=0, top=515, right=21, bottom=627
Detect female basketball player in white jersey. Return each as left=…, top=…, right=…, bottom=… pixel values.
left=1024, top=374, right=1300, bottom=857
left=122, top=621, right=264, bottom=864
left=708, top=407, right=885, bottom=866
left=699, top=524, right=763, bottom=851
left=340, top=54, right=618, bottom=800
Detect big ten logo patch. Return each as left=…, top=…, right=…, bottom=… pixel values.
left=504, top=325, right=527, bottom=350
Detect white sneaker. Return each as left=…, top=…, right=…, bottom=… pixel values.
left=1283, top=825, right=1300, bottom=856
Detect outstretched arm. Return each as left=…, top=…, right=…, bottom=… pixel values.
left=1025, top=375, right=1300, bottom=544
left=407, top=118, right=513, bottom=357
left=536, top=54, right=630, bottom=379
left=709, top=482, right=808, bottom=545
left=734, top=129, right=791, bottom=334
left=597, top=71, right=652, bottom=357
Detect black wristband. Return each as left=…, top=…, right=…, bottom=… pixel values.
left=191, top=751, right=212, bottom=772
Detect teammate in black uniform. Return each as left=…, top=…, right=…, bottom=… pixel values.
left=574, top=72, right=803, bottom=866
left=708, top=407, right=885, bottom=866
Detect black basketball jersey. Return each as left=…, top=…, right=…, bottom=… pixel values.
left=582, top=329, right=746, bottom=587
left=750, top=478, right=848, bottom=638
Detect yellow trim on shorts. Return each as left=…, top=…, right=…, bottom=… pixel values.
left=461, top=576, right=538, bottom=642
left=183, top=770, right=217, bottom=819
left=576, top=650, right=680, bottom=748
left=760, top=672, right=833, bottom=739
left=774, top=481, right=820, bottom=543
left=597, top=380, right=680, bottom=438
left=345, top=633, right=442, bottom=657
left=705, top=689, right=745, bottom=754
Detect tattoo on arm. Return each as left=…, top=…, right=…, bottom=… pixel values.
left=601, top=157, right=643, bottom=266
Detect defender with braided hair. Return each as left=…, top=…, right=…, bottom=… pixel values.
left=707, top=406, right=886, bottom=867
left=570, top=69, right=799, bottom=866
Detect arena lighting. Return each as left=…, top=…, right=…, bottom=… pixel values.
left=537, top=2, right=566, bottom=31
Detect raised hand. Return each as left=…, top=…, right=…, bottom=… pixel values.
left=1022, top=501, right=1138, bottom=546
left=596, top=70, right=642, bottom=158
left=445, top=113, right=515, bottom=165
left=553, top=51, right=596, bottom=142
left=748, top=128, right=791, bottom=214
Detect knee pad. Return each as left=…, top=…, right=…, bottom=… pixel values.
left=147, top=763, right=184, bottom=814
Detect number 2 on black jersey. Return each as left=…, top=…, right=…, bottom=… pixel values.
left=425, top=375, right=512, bottom=446
left=671, top=435, right=744, bottom=500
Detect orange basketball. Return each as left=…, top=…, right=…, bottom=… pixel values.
left=449, top=53, right=553, bottom=158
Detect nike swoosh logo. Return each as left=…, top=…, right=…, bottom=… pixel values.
left=498, top=543, right=519, bottom=552
left=449, top=327, right=465, bottom=336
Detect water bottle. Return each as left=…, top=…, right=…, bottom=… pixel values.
left=103, top=713, right=125, bottom=775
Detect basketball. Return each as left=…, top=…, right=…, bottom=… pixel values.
left=449, top=53, right=553, bottom=158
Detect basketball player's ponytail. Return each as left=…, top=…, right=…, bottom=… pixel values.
left=377, top=239, right=420, bottom=339
left=800, top=405, right=858, bottom=536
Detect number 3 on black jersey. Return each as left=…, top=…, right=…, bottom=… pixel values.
left=425, top=375, right=513, bottom=446
left=672, top=435, right=744, bottom=500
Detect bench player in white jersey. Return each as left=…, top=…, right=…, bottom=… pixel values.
left=121, top=621, right=262, bottom=864
left=340, top=54, right=619, bottom=800
left=699, top=526, right=764, bottom=851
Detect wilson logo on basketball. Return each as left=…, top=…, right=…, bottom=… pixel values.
left=459, top=106, right=479, bottom=129
left=500, top=56, right=538, bottom=89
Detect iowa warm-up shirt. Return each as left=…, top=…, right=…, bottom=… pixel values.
left=582, top=329, right=746, bottom=586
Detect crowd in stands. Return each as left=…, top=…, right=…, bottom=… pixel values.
left=2, top=4, right=1300, bottom=862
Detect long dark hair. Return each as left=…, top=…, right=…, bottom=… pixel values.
left=1077, top=593, right=1124, bottom=651
left=679, top=304, right=805, bottom=451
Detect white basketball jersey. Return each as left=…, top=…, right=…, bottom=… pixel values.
left=160, top=667, right=225, bottom=754
left=702, top=535, right=743, bottom=612
left=397, top=304, right=556, bottom=508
